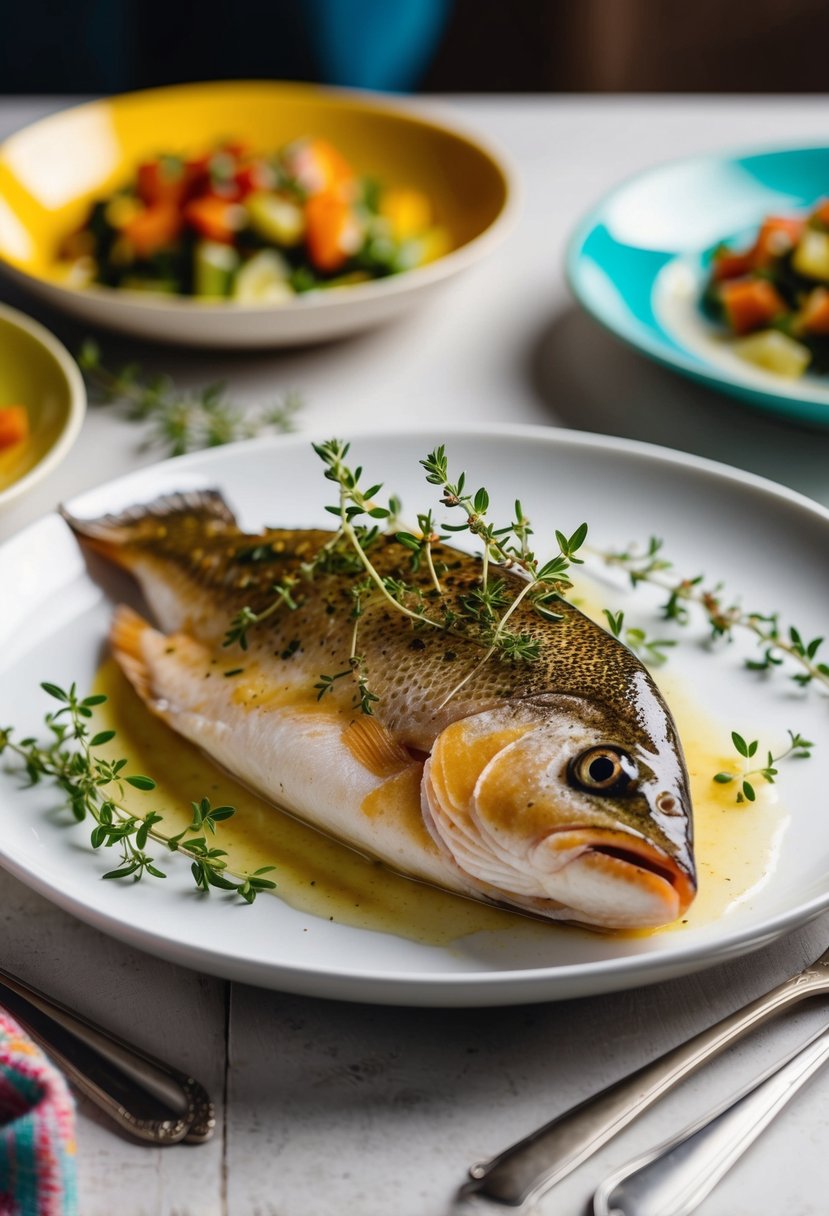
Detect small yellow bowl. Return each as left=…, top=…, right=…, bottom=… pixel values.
left=0, top=81, right=515, bottom=348
left=0, top=304, right=86, bottom=508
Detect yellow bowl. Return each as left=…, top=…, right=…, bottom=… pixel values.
left=0, top=81, right=515, bottom=348
left=0, top=304, right=86, bottom=508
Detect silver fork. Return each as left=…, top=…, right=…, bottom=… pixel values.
left=0, top=964, right=215, bottom=1145
left=462, top=945, right=829, bottom=1207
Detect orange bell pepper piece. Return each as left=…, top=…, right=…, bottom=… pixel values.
left=305, top=191, right=360, bottom=272
left=800, top=286, right=829, bottom=335
left=720, top=278, right=787, bottom=335
left=0, top=405, right=29, bottom=451
left=183, top=195, right=245, bottom=243
left=122, top=203, right=183, bottom=259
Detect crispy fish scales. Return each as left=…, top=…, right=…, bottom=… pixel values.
left=63, top=490, right=696, bottom=930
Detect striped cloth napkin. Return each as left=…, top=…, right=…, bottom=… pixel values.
left=0, top=1009, right=76, bottom=1216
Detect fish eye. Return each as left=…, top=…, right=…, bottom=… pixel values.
left=568, top=746, right=638, bottom=795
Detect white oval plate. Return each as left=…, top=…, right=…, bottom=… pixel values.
left=0, top=426, right=827, bottom=1006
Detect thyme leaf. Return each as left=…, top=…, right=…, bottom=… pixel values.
left=0, top=684, right=276, bottom=901
left=593, top=537, right=829, bottom=693
left=78, top=339, right=301, bottom=457
left=224, top=439, right=588, bottom=713
left=713, top=729, right=815, bottom=803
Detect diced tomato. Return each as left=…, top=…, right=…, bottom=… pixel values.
left=800, top=286, right=829, bottom=335
left=136, top=157, right=188, bottom=206
left=712, top=249, right=753, bottom=281
left=183, top=153, right=211, bottom=195
left=234, top=161, right=277, bottom=199
left=122, top=203, right=183, bottom=258
left=0, top=405, right=29, bottom=451
left=750, top=216, right=804, bottom=268
left=305, top=191, right=360, bottom=272
left=183, top=195, right=245, bottom=243
left=720, top=278, right=787, bottom=335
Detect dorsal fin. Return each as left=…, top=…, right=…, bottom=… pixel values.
left=61, top=489, right=237, bottom=541
left=60, top=489, right=238, bottom=564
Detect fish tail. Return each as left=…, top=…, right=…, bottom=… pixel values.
left=109, top=604, right=156, bottom=702
left=59, top=489, right=238, bottom=567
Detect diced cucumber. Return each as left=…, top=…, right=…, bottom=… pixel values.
left=390, top=238, right=424, bottom=273
left=245, top=193, right=305, bottom=246
left=792, top=230, right=829, bottom=281
left=194, top=241, right=239, bottom=298
left=232, top=250, right=293, bottom=303
left=732, top=329, right=811, bottom=378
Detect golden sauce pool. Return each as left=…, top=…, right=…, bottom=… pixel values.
left=92, top=658, right=786, bottom=944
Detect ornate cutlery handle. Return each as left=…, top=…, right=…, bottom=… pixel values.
left=593, top=1020, right=829, bottom=1216
left=464, top=963, right=829, bottom=1206
left=0, top=965, right=214, bottom=1145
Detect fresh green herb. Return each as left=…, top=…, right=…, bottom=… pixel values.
left=78, top=339, right=302, bottom=457
left=224, top=439, right=588, bottom=713
left=0, top=682, right=276, bottom=902
left=713, top=729, right=815, bottom=803
left=594, top=536, right=829, bottom=693
left=602, top=609, right=676, bottom=666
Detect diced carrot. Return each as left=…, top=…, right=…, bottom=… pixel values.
left=122, top=203, right=183, bottom=259
left=0, top=405, right=29, bottom=451
left=800, top=286, right=829, bottom=335
left=183, top=195, right=245, bottom=243
left=136, top=157, right=188, bottom=206
left=750, top=216, right=804, bottom=268
left=712, top=249, right=753, bottom=281
left=720, top=278, right=787, bottom=335
left=286, top=138, right=354, bottom=197
left=305, top=191, right=360, bottom=272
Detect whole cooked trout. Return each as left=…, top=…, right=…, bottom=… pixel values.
left=64, top=490, right=696, bottom=930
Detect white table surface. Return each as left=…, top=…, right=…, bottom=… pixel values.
left=2, top=94, right=829, bottom=1216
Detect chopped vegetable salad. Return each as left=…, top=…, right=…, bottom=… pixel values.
left=61, top=138, right=448, bottom=302
left=703, top=198, right=829, bottom=378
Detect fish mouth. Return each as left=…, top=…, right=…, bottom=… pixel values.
left=528, top=828, right=696, bottom=928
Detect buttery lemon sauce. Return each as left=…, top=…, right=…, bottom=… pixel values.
left=92, top=651, right=785, bottom=945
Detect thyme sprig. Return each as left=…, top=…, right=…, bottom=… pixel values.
left=0, top=682, right=276, bottom=903
left=78, top=340, right=301, bottom=457
left=594, top=537, right=829, bottom=694
left=224, top=440, right=588, bottom=712
left=602, top=610, right=676, bottom=667
left=714, top=729, right=815, bottom=803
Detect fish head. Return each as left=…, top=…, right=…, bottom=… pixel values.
left=422, top=681, right=695, bottom=929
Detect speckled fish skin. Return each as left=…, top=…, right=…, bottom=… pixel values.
left=64, top=490, right=697, bottom=930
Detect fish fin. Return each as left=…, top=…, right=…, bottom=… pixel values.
left=60, top=489, right=237, bottom=565
left=110, top=604, right=157, bottom=704
left=342, top=715, right=414, bottom=778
